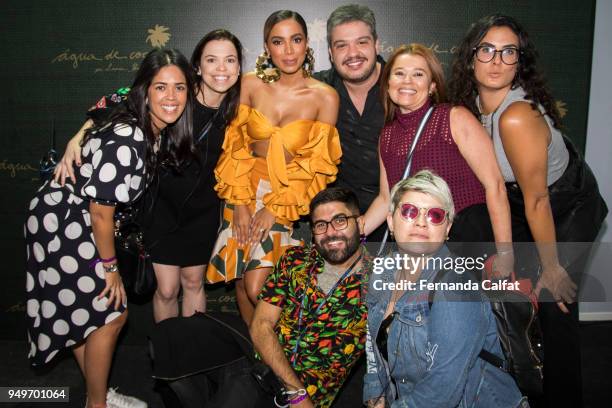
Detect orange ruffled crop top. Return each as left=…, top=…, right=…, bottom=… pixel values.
left=214, top=104, right=342, bottom=222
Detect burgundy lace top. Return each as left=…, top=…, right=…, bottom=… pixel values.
left=379, top=99, right=486, bottom=214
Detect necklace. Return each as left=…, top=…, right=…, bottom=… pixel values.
left=477, top=98, right=489, bottom=127
left=197, top=86, right=220, bottom=109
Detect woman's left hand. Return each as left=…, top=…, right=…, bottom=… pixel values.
left=492, top=251, right=515, bottom=278
left=535, top=263, right=577, bottom=313
left=98, top=268, right=127, bottom=311
left=249, top=207, right=275, bottom=245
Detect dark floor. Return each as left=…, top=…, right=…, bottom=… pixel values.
left=2, top=320, right=612, bottom=408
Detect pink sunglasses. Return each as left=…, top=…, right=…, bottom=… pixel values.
left=399, top=202, right=448, bottom=225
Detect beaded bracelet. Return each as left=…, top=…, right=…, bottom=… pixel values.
left=288, top=393, right=308, bottom=405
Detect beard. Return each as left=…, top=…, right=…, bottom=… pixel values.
left=316, top=230, right=361, bottom=265
left=338, top=57, right=378, bottom=84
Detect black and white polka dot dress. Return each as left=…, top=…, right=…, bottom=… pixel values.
left=25, top=122, right=147, bottom=366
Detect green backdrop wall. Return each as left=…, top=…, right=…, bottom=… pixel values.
left=1, top=0, right=595, bottom=340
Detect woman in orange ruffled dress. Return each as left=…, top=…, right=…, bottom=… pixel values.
left=206, top=10, right=341, bottom=324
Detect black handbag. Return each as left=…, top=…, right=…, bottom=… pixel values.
left=482, top=285, right=544, bottom=397
left=114, top=199, right=156, bottom=298
left=480, top=257, right=544, bottom=398
left=429, top=265, right=544, bottom=398
left=150, top=312, right=288, bottom=408
left=203, top=313, right=288, bottom=407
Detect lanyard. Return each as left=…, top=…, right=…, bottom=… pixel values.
left=290, top=253, right=363, bottom=366
left=377, top=106, right=435, bottom=256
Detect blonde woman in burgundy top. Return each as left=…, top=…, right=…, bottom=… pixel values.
left=363, top=44, right=513, bottom=273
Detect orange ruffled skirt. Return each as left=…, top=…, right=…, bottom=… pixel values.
left=206, top=158, right=301, bottom=283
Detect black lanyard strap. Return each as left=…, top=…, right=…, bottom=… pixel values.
left=290, top=252, right=363, bottom=366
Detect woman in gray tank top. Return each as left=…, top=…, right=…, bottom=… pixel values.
left=449, top=14, right=607, bottom=408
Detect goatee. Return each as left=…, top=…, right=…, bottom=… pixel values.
left=317, top=232, right=360, bottom=265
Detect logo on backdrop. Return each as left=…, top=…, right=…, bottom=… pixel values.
left=146, top=24, right=171, bottom=48
left=50, top=25, right=172, bottom=73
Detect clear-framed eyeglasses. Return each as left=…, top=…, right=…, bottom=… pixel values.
left=311, top=214, right=359, bottom=235
left=473, top=45, right=521, bottom=65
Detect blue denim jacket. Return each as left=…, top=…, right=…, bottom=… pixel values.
left=364, top=246, right=527, bottom=407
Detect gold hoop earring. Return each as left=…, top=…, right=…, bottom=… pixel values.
left=255, top=51, right=280, bottom=83
left=302, top=47, right=315, bottom=78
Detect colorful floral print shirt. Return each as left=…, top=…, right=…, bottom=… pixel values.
left=258, top=245, right=371, bottom=407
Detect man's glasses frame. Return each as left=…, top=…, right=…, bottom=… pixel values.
left=311, top=214, right=359, bottom=235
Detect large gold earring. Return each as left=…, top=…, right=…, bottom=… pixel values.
left=302, top=47, right=315, bottom=78
left=255, top=51, right=281, bottom=83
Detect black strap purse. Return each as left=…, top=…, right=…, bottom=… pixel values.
left=114, top=197, right=156, bottom=299
left=428, top=267, right=544, bottom=398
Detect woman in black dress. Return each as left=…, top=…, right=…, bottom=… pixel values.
left=146, top=30, right=242, bottom=321
left=55, top=30, right=243, bottom=322
left=26, top=49, right=195, bottom=408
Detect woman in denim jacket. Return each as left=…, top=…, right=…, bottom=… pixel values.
left=364, top=170, right=527, bottom=408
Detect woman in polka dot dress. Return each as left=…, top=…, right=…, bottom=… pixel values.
left=24, top=48, right=195, bottom=408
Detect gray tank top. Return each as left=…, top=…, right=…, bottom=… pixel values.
left=478, top=86, right=568, bottom=186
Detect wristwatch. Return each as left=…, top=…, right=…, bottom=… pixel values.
left=103, top=263, right=119, bottom=273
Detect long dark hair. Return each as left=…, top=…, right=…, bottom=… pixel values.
left=448, top=14, right=562, bottom=129
left=263, top=10, right=308, bottom=43
left=380, top=44, right=447, bottom=124
left=83, top=49, right=196, bottom=173
left=191, top=29, right=243, bottom=125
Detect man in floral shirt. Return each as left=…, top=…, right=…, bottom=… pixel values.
left=250, top=187, right=372, bottom=408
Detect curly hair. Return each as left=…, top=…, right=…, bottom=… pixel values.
left=448, top=14, right=562, bottom=129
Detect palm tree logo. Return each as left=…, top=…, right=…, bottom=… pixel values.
left=146, top=25, right=171, bottom=48
left=555, top=100, right=568, bottom=118
left=307, top=18, right=327, bottom=67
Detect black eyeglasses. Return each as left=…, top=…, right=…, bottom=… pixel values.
left=473, top=45, right=521, bottom=65
left=311, top=214, right=358, bottom=235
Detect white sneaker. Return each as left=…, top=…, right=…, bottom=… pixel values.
left=106, top=388, right=147, bottom=408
